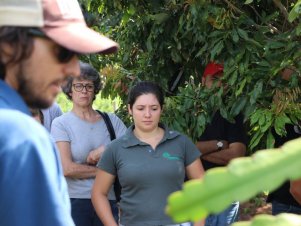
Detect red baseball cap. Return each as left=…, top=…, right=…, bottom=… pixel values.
left=0, top=0, right=118, bottom=54
left=203, top=62, right=224, bottom=78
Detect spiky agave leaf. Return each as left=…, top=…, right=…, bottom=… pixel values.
left=166, top=138, right=301, bottom=222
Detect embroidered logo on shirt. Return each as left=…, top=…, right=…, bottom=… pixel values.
left=162, top=152, right=180, bottom=160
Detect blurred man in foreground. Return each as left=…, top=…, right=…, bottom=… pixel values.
left=0, top=0, right=118, bottom=225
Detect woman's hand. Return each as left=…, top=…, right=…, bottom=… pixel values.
left=86, top=145, right=105, bottom=165
left=194, top=220, right=205, bottom=226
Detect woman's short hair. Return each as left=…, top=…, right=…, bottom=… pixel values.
left=62, top=61, right=102, bottom=100
left=127, top=81, right=164, bottom=109
left=0, top=27, right=35, bottom=79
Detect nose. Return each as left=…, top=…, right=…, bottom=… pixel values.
left=144, top=108, right=151, bottom=117
left=81, top=86, right=88, bottom=93
left=63, top=56, right=80, bottom=78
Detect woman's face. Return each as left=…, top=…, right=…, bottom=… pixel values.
left=128, top=93, right=162, bottom=133
left=70, top=78, right=95, bottom=107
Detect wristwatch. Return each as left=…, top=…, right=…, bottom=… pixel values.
left=217, top=141, right=224, bottom=151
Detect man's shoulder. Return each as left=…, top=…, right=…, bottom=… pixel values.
left=0, top=109, right=34, bottom=129
left=0, top=109, right=50, bottom=148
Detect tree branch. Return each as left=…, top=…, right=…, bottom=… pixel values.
left=273, top=0, right=289, bottom=21
left=249, top=5, right=280, bottom=34
left=223, top=0, right=244, bottom=14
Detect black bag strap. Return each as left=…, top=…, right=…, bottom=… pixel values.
left=96, top=110, right=116, bottom=140
left=96, top=110, right=122, bottom=202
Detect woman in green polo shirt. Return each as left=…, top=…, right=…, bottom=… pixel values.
left=92, top=81, right=205, bottom=226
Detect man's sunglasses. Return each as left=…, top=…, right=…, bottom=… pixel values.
left=28, top=29, right=78, bottom=63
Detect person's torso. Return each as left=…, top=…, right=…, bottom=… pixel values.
left=52, top=111, right=117, bottom=199
left=267, top=124, right=301, bottom=207
left=102, top=128, right=200, bottom=225
left=0, top=109, right=74, bottom=226
left=199, top=112, right=247, bottom=170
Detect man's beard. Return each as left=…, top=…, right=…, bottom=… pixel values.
left=16, top=65, right=52, bottom=109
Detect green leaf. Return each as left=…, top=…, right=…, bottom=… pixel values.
left=266, top=130, right=275, bottom=149
left=128, top=4, right=136, bottom=15
left=260, top=113, right=273, bottom=133
left=146, top=35, right=153, bottom=51
left=166, top=138, right=301, bottom=222
left=237, top=28, right=249, bottom=40
left=274, top=114, right=291, bottom=136
left=250, top=81, right=263, bottom=104
left=244, top=0, right=253, bottom=4
left=296, top=23, right=301, bottom=35
left=231, top=29, right=239, bottom=43
left=249, top=131, right=264, bottom=150
left=267, top=41, right=287, bottom=49
left=233, top=213, right=301, bottom=226
left=250, top=110, right=262, bottom=126
left=258, top=113, right=266, bottom=126
left=171, top=49, right=182, bottom=63
left=235, top=78, right=247, bottom=96
left=288, top=1, right=301, bottom=23
left=149, top=13, right=170, bottom=24
left=230, top=96, right=247, bottom=116
left=210, top=41, right=224, bottom=59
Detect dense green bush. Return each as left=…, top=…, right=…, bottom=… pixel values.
left=79, top=0, right=301, bottom=153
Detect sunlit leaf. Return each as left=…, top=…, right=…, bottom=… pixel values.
left=233, top=213, right=301, bottom=226
left=166, top=138, right=301, bottom=222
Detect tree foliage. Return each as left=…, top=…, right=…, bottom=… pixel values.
left=80, top=0, right=301, bottom=151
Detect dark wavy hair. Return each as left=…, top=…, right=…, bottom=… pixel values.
left=127, top=81, right=165, bottom=109
left=62, top=61, right=102, bottom=100
left=0, top=27, right=35, bottom=79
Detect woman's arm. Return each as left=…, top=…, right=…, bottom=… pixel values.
left=56, top=141, right=97, bottom=179
left=186, top=159, right=206, bottom=226
left=186, top=158, right=204, bottom=180
left=92, top=169, right=118, bottom=226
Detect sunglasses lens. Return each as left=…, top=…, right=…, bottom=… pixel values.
left=58, top=47, right=76, bottom=63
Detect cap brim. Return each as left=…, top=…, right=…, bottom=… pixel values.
left=42, top=23, right=118, bottom=54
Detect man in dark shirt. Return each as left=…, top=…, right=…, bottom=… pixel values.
left=196, top=62, right=247, bottom=226
left=266, top=68, right=301, bottom=215
left=267, top=124, right=301, bottom=215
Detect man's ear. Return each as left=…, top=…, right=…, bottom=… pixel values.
left=0, top=43, right=14, bottom=64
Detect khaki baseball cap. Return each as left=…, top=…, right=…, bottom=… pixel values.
left=0, top=0, right=118, bottom=54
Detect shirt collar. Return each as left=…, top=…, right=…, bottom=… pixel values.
left=122, top=123, right=180, bottom=148
left=0, top=80, right=31, bottom=115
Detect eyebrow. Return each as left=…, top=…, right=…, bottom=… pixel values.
left=136, top=104, right=159, bottom=107
left=73, top=82, right=94, bottom=85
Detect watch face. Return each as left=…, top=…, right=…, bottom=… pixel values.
left=217, top=141, right=223, bottom=149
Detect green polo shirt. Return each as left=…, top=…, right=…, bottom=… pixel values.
left=98, top=124, right=200, bottom=226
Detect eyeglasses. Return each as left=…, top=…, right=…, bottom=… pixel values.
left=73, top=83, right=94, bottom=92
left=28, top=28, right=78, bottom=63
